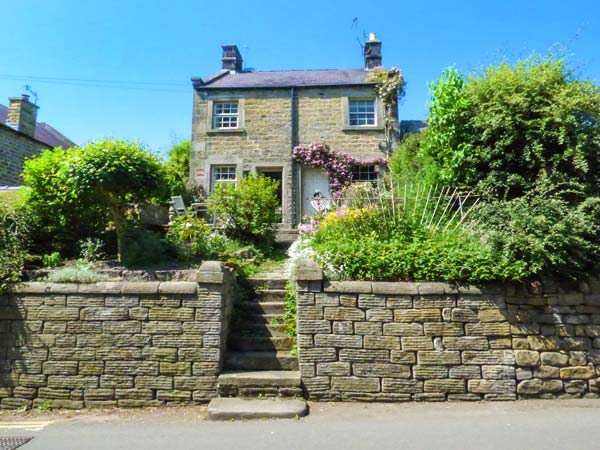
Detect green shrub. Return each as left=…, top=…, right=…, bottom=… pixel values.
left=42, top=252, right=62, bottom=268
left=23, top=140, right=169, bottom=262
left=164, top=140, right=195, bottom=201
left=208, top=174, right=280, bottom=245
left=166, top=215, right=218, bottom=261
left=420, top=57, right=600, bottom=199
left=0, top=205, right=31, bottom=290
left=22, top=148, right=109, bottom=256
left=473, top=185, right=600, bottom=280
left=46, top=262, right=110, bottom=283
left=122, top=226, right=171, bottom=267
left=307, top=204, right=527, bottom=282
left=79, top=238, right=105, bottom=262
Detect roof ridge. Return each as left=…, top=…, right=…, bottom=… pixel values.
left=237, top=68, right=366, bottom=73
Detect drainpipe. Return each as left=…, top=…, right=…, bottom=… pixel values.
left=290, top=87, right=299, bottom=226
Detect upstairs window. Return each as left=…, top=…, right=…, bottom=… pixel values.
left=349, top=99, right=376, bottom=126
left=211, top=165, right=236, bottom=191
left=352, top=165, right=378, bottom=182
left=213, top=102, right=239, bottom=129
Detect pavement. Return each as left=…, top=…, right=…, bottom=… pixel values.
left=1, top=399, right=600, bottom=450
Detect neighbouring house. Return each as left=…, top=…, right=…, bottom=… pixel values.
left=190, top=34, right=399, bottom=230
left=0, top=94, right=75, bottom=186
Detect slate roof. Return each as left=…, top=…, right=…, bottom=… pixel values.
left=0, top=104, right=76, bottom=149
left=193, top=68, right=375, bottom=89
left=400, top=120, right=428, bottom=135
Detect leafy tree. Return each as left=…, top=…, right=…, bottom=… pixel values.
left=164, top=139, right=192, bottom=199
left=23, top=140, right=168, bottom=262
left=208, top=174, right=280, bottom=245
left=420, top=56, right=600, bottom=199
left=68, top=140, right=168, bottom=261
left=22, top=148, right=109, bottom=255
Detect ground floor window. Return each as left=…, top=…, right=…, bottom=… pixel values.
left=210, top=165, right=236, bottom=191
left=352, top=165, right=378, bottom=182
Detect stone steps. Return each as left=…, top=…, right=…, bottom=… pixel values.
left=217, top=370, right=302, bottom=398
left=213, top=269, right=306, bottom=421
left=247, top=276, right=287, bottom=290
left=224, top=351, right=299, bottom=371
left=208, top=398, right=307, bottom=420
left=235, top=323, right=288, bottom=337
left=239, top=301, right=286, bottom=315
left=229, top=335, right=296, bottom=351
left=255, top=289, right=287, bottom=302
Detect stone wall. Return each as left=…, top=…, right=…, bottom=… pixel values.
left=0, top=123, right=50, bottom=186
left=0, top=262, right=234, bottom=409
left=296, top=260, right=600, bottom=401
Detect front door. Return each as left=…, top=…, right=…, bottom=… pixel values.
left=301, top=167, right=331, bottom=218
left=257, top=168, right=283, bottom=222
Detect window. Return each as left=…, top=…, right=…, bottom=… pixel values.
left=349, top=99, right=376, bottom=126
left=213, top=102, right=239, bottom=129
left=352, top=165, right=378, bottom=182
left=211, top=165, right=236, bottom=191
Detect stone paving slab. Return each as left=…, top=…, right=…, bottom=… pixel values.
left=207, top=398, right=308, bottom=420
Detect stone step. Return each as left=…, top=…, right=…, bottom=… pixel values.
left=255, top=289, right=287, bottom=303
left=235, top=323, right=288, bottom=337
left=242, top=313, right=283, bottom=325
left=224, top=351, right=299, bottom=371
left=217, top=370, right=302, bottom=398
left=240, top=301, right=286, bottom=315
left=247, top=276, right=287, bottom=290
left=208, top=398, right=308, bottom=420
left=229, top=335, right=295, bottom=351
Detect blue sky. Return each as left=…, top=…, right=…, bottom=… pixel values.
left=2, top=0, right=599, bottom=156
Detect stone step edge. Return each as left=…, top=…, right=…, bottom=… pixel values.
left=218, top=370, right=301, bottom=387
left=207, top=398, right=308, bottom=420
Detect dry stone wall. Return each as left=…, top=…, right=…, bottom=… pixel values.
left=296, top=259, right=600, bottom=402
left=0, top=262, right=234, bottom=409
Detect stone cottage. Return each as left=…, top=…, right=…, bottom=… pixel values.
left=0, top=94, right=75, bottom=186
left=190, top=34, right=398, bottom=230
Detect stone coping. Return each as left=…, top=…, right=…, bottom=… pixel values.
left=7, top=281, right=199, bottom=295
left=295, top=259, right=597, bottom=296
left=8, top=261, right=232, bottom=294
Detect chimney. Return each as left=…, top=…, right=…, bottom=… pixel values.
left=221, top=45, right=243, bottom=72
left=364, top=32, right=382, bottom=70
left=6, top=94, right=38, bottom=138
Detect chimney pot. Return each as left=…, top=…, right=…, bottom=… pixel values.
left=364, top=32, right=382, bottom=70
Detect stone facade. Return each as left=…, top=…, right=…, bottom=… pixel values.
left=191, top=86, right=388, bottom=226
left=0, top=262, right=234, bottom=409
left=0, top=123, right=50, bottom=186
left=191, top=43, right=395, bottom=227
left=296, top=260, right=600, bottom=402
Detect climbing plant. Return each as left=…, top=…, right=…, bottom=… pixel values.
left=292, top=143, right=387, bottom=197
left=366, top=67, right=406, bottom=149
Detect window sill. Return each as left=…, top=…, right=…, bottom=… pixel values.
left=343, top=126, right=384, bottom=131
left=207, top=128, right=246, bottom=135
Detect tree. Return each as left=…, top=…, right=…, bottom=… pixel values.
left=69, top=140, right=167, bottom=261
left=23, top=140, right=168, bottom=262
left=420, top=56, right=600, bottom=199
left=164, top=139, right=192, bottom=199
